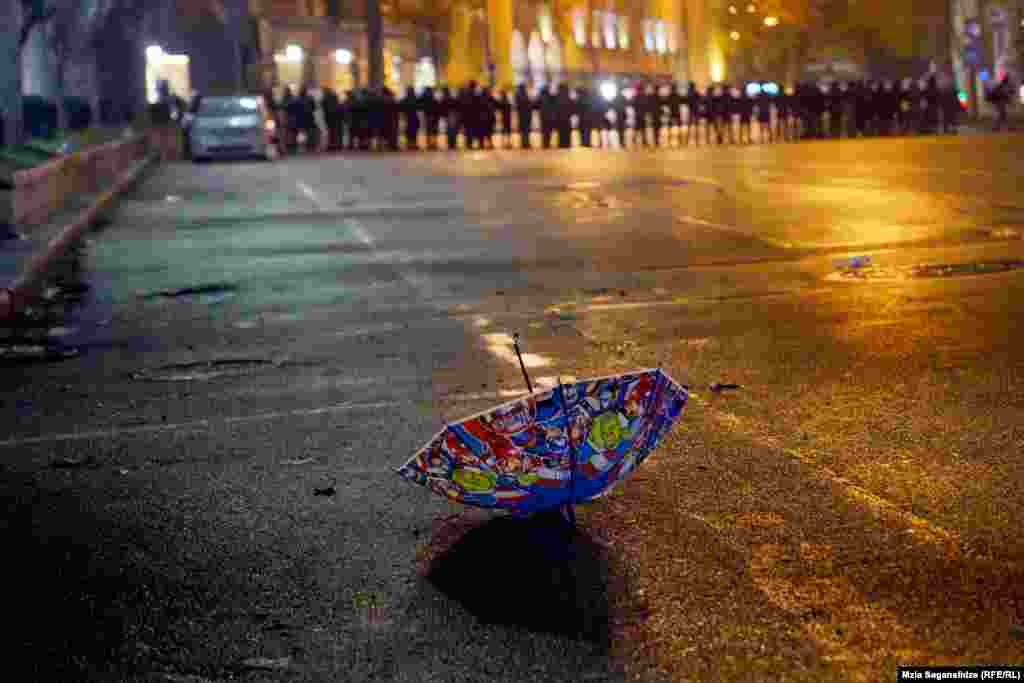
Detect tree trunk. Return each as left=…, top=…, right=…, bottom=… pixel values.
left=1, top=0, right=25, bottom=147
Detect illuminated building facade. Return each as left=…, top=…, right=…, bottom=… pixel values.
left=143, top=0, right=727, bottom=99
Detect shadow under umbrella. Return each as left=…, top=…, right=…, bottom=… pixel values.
left=425, top=510, right=614, bottom=646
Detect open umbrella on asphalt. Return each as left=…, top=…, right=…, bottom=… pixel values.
left=397, top=335, right=688, bottom=527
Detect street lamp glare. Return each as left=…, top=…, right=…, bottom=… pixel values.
left=285, top=44, right=303, bottom=62
left=730, top=30, right=741, bottom=41
left=728, top=5, right=738, bottom=14
left=600, top=81, right=618, bottom=101
left=746, top=3, right=756, bottom=12
left=335, top=49, right=352, bottom=65
left=146, top=45, right=164, bottom=61
left=764, top=16, right=779, bottom=26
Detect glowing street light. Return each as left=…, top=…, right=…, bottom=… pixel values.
left=285, top=44, right=304, bottom=62
left=746, top=3, right=756, bottom=12
left=730, top=30, right=741, bottom=41
left=728, top=5, right=738, bottom=14
left=600, top=81, right=618, bottom=101
left=764, top=16, right=779, bottom=26
left=334, top=48, right=353, bottom=65
left=146, top=45, right=164, bottom=61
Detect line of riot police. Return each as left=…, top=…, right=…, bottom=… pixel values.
left=262, top=74, right=964, bottom=154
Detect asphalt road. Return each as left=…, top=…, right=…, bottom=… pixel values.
left=2, top=133, right=1024, bottom=682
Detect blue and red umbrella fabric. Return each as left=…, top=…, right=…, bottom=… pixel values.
left=396, top=368, right=688, bottom=515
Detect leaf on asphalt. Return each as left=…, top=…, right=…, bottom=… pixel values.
left=240, top=656, right=291, bottom=671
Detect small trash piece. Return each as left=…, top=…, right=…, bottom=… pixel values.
left=313, top=478, right=336, bottom=496
left=283, top=457, right=316, bottom=465
left=51, top=455, right=99, bottom=469
left=833, top=255, right=872, bottom=270
left=709, top=383, right=741, bottom=393
left=240, top=656, right=291, bottom=671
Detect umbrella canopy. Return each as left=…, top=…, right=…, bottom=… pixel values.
left=397, top=368, right=688, bottom=515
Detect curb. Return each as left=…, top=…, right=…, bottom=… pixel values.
left=0, top=151, right=160, bottom=322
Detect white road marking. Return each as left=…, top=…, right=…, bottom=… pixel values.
left=691, top=395, right=961, bottom=549
left=0, top=401, right=395, bottom=449
left=298, top=180, right=563, bottom=390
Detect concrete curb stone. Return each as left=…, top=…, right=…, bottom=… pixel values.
left=0, top=151, right=159, bottom=322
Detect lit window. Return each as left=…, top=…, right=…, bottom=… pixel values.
left=618, top=16, right=630, bottom=49
left=643, top=19, right=654, bottom=52
left=667, top=23, right=677, bottom=54
left=655, top=21, right=667, bottom=54
left=539, top=9, right=553, bottom=44
left=592, top=10, right=603, bottom=47
left=574, top=10, right=587, bottom=46
left=604, top=12, right=617, bottom=49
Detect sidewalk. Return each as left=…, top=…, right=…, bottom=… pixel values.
left=0, top=153, right=157, bottom=320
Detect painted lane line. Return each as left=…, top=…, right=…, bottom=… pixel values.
left=0, top=401, right=395, bottom=449
left=691, top=395, right=961, bottom=550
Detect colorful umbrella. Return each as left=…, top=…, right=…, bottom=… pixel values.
left=397, top=337, right=688, bottom=525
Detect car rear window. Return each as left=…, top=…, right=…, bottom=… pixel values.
left=197, top=98, right=262, bottom=116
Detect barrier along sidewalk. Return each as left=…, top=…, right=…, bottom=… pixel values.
left=1, top=132, right=161, bottom=322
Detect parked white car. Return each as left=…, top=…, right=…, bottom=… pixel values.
left=187, top=95, right=279, bottom=162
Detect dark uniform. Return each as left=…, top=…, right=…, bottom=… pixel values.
left=399, top=86, right=420, bottom=150
left=941, top=83, right=960, bottom=134
left=515, top=84, right=534, bottom=149
left=684, top=83, right=703, bottom=146
left=555, top=85, right=572, bottom=149
left=442, top=87, right=459, bottom=150
left=737, top=91, right=754, bottom=143
left=321, top=87, right=341, bottom=151
left=421, top=87, right=440, bottom=150
left=612, top=89, right=629, bottom=148
left=756, top=89, right=773, bottom=143
left=826, top=82, right=842, bottom=138
left=666, top=83, right=683, bottom=146
left=482, top=87, right=498, bottom=149
left=539, top=85, right=557, bottom=149
left=498, top=91, right=513, bottom=148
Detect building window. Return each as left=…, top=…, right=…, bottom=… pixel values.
left=667, top=23, right=678, bottom=54
left=655, top=21, right=668, bottom=54
left=415, top=58, right=436, bottom=89
left=573, top=10, right=587, bottom=47
left=618, top=15, right=629, bottom=49
left=592, top=10, right=603, bottom=48
left=604, top=12, right=617, bottom=49
left=539, top=7, right=554, bottom=44
left=643, top=19, right=654, bottom=52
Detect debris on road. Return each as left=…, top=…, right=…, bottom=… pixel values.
left=143, top=283, right=238, bottom=300
left=833, top=255, right=872, bottom=270
left=314, top=478, right=337, bottom=497
left=239, top=656, right=291, bottom=671
left=50, top=455, right=99, bottom=469
left=282, top=457, right=316, bottom=466
left=131, top=359, right=277, bottom=382
left=0, top=344, right=80, bottom=364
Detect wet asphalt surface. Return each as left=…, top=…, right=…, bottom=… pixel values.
left=2, top=133, right=1024, bottom=681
